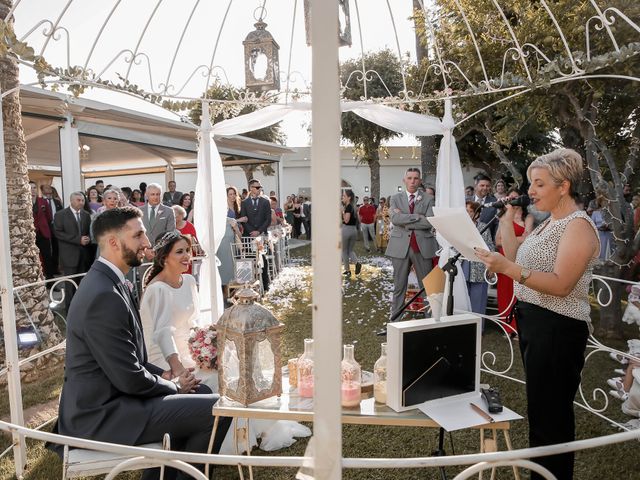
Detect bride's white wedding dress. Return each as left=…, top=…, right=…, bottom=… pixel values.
left=140, top=274, right=311, bottom=454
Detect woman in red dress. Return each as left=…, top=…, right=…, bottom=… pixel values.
left=496, top=188, right=528, bottom=333
left=172, top=205, right=198, bottom=274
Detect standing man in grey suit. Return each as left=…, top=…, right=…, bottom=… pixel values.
left=162, top=180, right=183, bottom=206
left=57, top=207, right=229, bottom=480
left=53, top=192, right=93, bottom=309
left=141, top=183, right=176, bottom=249
left=386, top=168, right=438, bottom=320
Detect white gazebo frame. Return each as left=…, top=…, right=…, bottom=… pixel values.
left=2, top=1, right=640, bottom=479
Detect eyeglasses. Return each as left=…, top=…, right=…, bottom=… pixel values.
left=251, top=185, right=262, bottom=190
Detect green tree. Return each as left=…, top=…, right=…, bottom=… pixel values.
left=340, top=49, right=404, bottom=201
left=415, top=0, right=640, bottom=336
left=411, top=1, right=439, bottom=185
left=167, top=83, right=285, bottom=186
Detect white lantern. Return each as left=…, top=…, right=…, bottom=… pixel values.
left=243, top=20, right=281, bottom=92
left=217, top=288, right=283, bottom=405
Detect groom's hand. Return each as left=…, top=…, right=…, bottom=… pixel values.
left=177, top=368, right=201, bottom=394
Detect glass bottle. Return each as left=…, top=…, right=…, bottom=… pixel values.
left=341, top=344, right=362, bottom=407
left=373, top=343, right=387, bottom=404
left=297, top=339, right=314, bottom=398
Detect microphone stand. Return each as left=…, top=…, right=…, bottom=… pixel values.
left=376, top=205, right=504, bottom=479
left=376, top=208, right=499, bottom=335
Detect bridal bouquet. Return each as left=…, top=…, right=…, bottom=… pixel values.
left=188, top=325, right=218, bottom=370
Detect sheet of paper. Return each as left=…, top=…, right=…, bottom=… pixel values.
left=418, top=394, right=523, bottom=432
left=428, top=209, right=489, bottom=261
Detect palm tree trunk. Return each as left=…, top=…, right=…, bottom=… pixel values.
left=0, top=0, right=63, bottom=381
left=241, top=165, right=255, bottom=185
left=412, top=0, right=438, bottom=183
left=369, top=149, right=381, bottom=203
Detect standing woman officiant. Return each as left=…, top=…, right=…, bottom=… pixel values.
left=475, top=148, right=599, bottom=480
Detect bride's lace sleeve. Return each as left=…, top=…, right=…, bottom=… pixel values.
left=145, top=285, right=178, bottom=360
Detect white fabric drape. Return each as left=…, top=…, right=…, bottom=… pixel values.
left=435, top=100, right=471, bottom=313
left=195, top=102, right=227, bottom=324
left=195, top=100, right=471, bottom=322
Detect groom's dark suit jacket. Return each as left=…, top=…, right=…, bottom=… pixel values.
left=58, top=260, right=178, bottom=445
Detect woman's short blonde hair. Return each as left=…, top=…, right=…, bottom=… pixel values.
left=527, top=148, right=583, bottom=199
left=172, top=204, right=187, bottom=219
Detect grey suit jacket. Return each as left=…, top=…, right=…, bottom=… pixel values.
left=385, top=191, right=438, bottom=259
left=140, top=203, right=176, bottom=245
left=466, top=194, right=498, bottom=239
left=58, top=261, right=177, bottom=445
left=302, top=202, right=311, bottom=218
left=162, top=190, right=182, bottom=206
left=53, top=207, right=92, bottom=268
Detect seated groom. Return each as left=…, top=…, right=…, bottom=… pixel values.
left=57, top=206, right=230, bottom=480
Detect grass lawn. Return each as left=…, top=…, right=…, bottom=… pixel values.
left=1, top=241, right=638, bottom=479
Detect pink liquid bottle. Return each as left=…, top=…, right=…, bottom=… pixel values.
left=297, top=338, right=314, bottom=398
left=341, top=344, right=362, bottom=408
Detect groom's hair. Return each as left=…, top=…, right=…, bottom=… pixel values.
left=93, top=206, right=142, bottom=243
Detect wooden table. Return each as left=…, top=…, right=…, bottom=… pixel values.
left=207, top=379, right=520, bottom=480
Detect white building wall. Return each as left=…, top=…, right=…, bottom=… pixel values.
left=274, top=147, right=487, bottom=202
left=79, top=146, right=488, bottom=203
left=83, top=173, right=165, bottom=192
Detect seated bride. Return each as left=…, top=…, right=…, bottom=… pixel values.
left=140, top=231, right=310, bottom=454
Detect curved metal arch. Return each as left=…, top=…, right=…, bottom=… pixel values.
left=454, top=74, right=640, bottom=128
left=103, top=457, right=208, bottom=480
left=539, top=0, right=584, bottom=75
left=3, top=418, right=640, bottom=470
left=17, top=19, right=54, bottom=43
left=3, top=0, right=23, bottom=22
left=450, top=0, right=492, bottom=90
left=204, top=0, right=234, bottom=94
left=83, top=0, right=123, bottom=71
left=604, top=7, right=640, bottom=36
left=415, top=0, right=449, bottom=90
left=352, top=0, right=368, bottom=100
left=37, top=0, right=74, bottom=57
left=284, top=0, right=298, bottom=103
left=588, top=0, right=619, bottom=53
left=489, top=0, right=532, bottom=82
left=384, top=0, right=408, bottom=98
left=162, top=0, right=202, bottom=96
left=123, top=0, right=164, bottom=83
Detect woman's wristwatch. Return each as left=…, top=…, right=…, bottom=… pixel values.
left=519, top=267, right=532, bottom=284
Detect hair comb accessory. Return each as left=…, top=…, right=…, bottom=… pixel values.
left=153, top=230, right=181, bottom=251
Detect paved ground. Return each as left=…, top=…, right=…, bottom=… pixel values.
left=288, top=238, right=311, bottom=250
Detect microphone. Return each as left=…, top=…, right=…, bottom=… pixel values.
left=482, top=195, right=530, bottom=209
